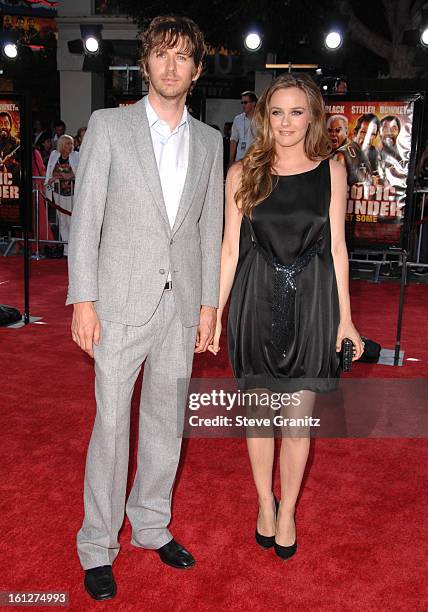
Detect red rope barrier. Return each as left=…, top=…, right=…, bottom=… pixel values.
left=39, top=191, right=72, bottom=216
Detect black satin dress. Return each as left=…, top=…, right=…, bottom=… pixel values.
left=227, top=159, right=340, bottom=393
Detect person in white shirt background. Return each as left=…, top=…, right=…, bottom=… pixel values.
left=229, top=90, right=258, bottom=166
left=45, top=134, right=79, bottom=255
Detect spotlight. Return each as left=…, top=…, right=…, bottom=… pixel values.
left=84, top=36, right=100, bottom=54
left=421, top=27, right=428, bottom=46
left=80, top=24, right=102, bottom=55
left=325, top=31, right=343, bottom=50
left=244, top=32, right=262, bottom=52
left=67, top=24, right=111, bottom=71
left=3, top=43, right=18, bottom=59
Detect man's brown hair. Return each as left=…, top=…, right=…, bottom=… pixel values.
left=139, top=15, right=205, bottom=83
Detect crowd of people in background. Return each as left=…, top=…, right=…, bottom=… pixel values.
left=31, top=119, right=86, bottom=255
left=33, top=119, right=87, bottom=167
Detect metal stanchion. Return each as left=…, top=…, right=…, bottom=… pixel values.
left=415, top=190, right=426, bottom=264
left=2, top=175, right=74, bottom=257
left=394, top=250, right=407, bottom=366
left=45, top=183, right=49, bottom=241
left=30, top=181, right=44, bottom=261
left=406, top=187, right=428, bottom=274
left=54, top=179, right=61, bottom=246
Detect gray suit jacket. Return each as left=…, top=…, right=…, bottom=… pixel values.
left=66, top=97, right=224, bottom=327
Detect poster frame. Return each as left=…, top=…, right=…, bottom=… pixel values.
left=0, top=91, right=32, bottom=232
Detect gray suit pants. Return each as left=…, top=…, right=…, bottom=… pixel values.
left=76, top=290, right=197, bottom=570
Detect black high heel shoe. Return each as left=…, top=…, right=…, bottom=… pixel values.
left=255, top=494, right=279, bottom=549
left=274, top=509, right=297, bottom=560
left=274, top=539, right=297, bottom=560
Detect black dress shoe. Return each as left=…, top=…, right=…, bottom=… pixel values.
left=156, top=538, right=195, bottom=569
left=255, top=494, right=279, bottom=549
left=84, top=565, right=117, bottom=601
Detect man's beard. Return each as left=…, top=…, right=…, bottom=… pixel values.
left=157, top=84, right=187, bottom=99
left=150, top=73, right=191, bottom=100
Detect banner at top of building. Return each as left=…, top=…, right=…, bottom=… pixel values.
left=324, top=94, right=422, bottom=250
left=95, top=0, right=122, bottom=14
left=0, top=1, right=57, bottom=17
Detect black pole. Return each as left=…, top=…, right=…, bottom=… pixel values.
left=23, top=228, right=30, bottom=324
left=22, top=92, right=32, bottom=325
left=394, top=249, right=407, bottom=366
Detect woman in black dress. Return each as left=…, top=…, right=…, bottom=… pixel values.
left=208, top=74, right=364, bottom=560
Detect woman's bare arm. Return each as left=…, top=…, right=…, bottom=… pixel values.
left=208, top=162, right=243, bottom=353
left=329, top=159, right=364, bottom=360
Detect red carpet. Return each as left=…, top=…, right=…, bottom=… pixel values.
left=1, top=257, right=427, bottom=611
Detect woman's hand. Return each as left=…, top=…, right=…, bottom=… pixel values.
left=336, top=320, right=365, bottom=361
left=207, top=315, right=222, bottom=355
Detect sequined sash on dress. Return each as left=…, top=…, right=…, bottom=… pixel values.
left=246, top=217, right=324, bottom=358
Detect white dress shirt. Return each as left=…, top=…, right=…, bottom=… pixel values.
left=145, top=96, right=189, bottom=229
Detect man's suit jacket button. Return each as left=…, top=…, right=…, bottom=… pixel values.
left=159, top=269, right=165, bottom=274
left=170, top=239, right=173, bottom=245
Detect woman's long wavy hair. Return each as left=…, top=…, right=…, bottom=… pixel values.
left=235, top=73, right=332, bottom=217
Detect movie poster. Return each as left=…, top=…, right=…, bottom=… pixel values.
left=325, top=96, right=418, bottom=248
left=0, top=13, right=57, bottom=47
left=0, top=98, right=22, bottom=228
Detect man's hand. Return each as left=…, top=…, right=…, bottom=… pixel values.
left=194, top=305, right=217, bottom=353
left=207, top=313, right=222, bottom=355
left=71, top=301, right=100, bottom=358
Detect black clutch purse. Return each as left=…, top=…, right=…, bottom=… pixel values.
left=339, top=337, right=354, bottom=372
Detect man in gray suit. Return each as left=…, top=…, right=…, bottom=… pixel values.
left=66, top=15, right=223, bottom=600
